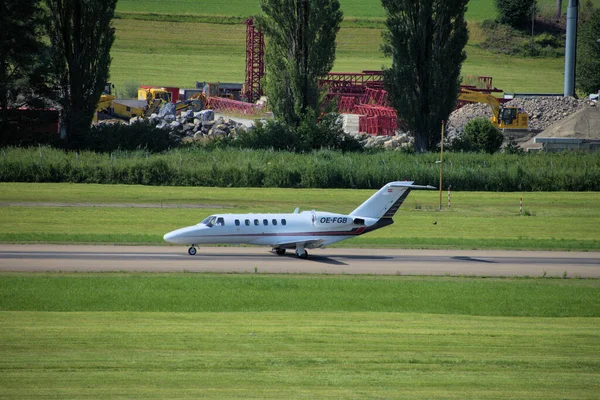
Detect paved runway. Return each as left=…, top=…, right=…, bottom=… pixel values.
left=0, top=245, right=598, bottom=277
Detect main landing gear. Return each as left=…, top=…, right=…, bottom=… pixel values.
left=295, top=248, right=308, bottom=259
left=272, top=247, right=308, bottom=258
left=188, top=246, right=197, bottom=256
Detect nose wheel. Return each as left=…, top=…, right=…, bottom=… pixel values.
left=188, top=246, right=197, bottom=256
left=273, top=248, right=286, bottom=256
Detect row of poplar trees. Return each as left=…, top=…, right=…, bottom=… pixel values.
left=0, top=0, right=117, bottom=148
left=259, top=0, right=469, bottom=152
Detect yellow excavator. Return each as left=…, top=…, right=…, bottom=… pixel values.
left=457, top=90, right=529, bottom=130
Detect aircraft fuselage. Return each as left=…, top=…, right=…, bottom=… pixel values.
left=164, top=211, right=382, bottom=248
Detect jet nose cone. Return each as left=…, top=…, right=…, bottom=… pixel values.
left=163, top=231, right=176, bottom=243
left=164, top=228, right=186, bottom=244
left=163, top=226, right=199, bottom=244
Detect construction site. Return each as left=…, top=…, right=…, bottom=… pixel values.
left=93, top=16, right=599, bottom=152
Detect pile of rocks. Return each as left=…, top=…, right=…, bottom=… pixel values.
left=349, top=131, right=414, bottom=150
left=130, top=105, right=248, bottom=142
left=448, top=96, right=588, bottom=133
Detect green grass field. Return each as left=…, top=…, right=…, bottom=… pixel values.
left=114, top=0, right=600, bottom=22
left=1, top=183, right=599, bottom=250
left=107, top=0, right=600, bottom=94
left=1, top=274, right=599, bottom=398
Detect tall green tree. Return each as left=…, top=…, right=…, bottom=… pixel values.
left=382, top=0, right=469, bottom=152
left=258, top=0, right=343, bottom=128
left=576, top=8, right=600, bottom=94
left=0, top=0, right=52, bottom=142
left=46, top=0, right=117, bottom=147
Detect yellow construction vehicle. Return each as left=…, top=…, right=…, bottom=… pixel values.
left=94, top=84, right=147, bottom=121
left=95, top=85, right=205, bottom=122
left=457, top=90, right=529, bottom=130
left=138, top=87, right=204, bottom=115
left=94, top=83, right=118, bottom=122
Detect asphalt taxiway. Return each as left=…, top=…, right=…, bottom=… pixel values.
left=0, top=245, right=598, bottom=277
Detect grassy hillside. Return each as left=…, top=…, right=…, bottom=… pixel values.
left=108, top=0, right=600, bottom=94
left=115, top=0, right=600, bottom=22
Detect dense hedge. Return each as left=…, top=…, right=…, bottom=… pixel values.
left=1, top=146, right=599, bottom=191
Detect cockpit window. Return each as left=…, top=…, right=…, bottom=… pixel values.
left=216, top=217, right=225, bottom=226
left=201, top=216, right=217, bottom=227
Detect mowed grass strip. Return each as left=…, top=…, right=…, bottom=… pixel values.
left=1, top=311, right=598, bottom=399
left=1, top=183, right=599, bottom=249
left=1, top=273, right=598, bottom=316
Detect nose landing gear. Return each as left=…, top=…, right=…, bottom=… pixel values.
left=188, top=246, right=197, bottom=256
left=273, top=248, right=286, bottom=256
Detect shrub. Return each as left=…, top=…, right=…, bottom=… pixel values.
left=236, top=113, right=362, bottom=153
left=297, top=113, right=362, bottom=152
left=235, top=119, right=302, bottom=151
left=85, top=120, right=176, bottom=152
left=451, top=118, right=504, bottom=154
left=495, top=0, right=536, bottom=28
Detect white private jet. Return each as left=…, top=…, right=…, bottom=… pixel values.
left=164, top=181, right=434, bottom=258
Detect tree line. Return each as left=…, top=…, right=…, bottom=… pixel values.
left=0, top=0, right=117, bottom=148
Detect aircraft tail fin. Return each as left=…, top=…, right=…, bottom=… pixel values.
left=350, top=181, right=435, bottom=220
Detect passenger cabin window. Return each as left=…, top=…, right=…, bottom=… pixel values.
left=272, top=219, right=277, bottom=226
left=235, top=219, right=240, bottom=226
left=263, top=219, right=268, bottom=226
left=254, top=219, right=259, bottom=226
left=245, top=219, right=250, bottom=226
left=201, top=216, right=217, bottom=228
left=282, top=219, right=287, bottom=226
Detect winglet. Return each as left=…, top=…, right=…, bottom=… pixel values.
left=293, top=207, right=300, bottom=214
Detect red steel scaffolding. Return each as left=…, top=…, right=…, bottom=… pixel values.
left=244, top=18, right=265, bottom=104
left=321, top=72, right=504, bottom=136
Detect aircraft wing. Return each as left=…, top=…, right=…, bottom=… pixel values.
left=274, top=239, right=326, bottom=250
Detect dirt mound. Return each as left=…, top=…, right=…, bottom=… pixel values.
left=536, top=105, right=600, bottom=139
left=522, top=104, right=600, bottom=150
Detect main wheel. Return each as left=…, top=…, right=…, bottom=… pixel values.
left=188, top=246, right=197, bottom=256
left=275, top=248, right=286, bottom=256
left=296, top=249, right=308, bottom=259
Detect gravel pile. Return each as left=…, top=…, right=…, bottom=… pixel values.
left=448, top=96, right=588, bottom=133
